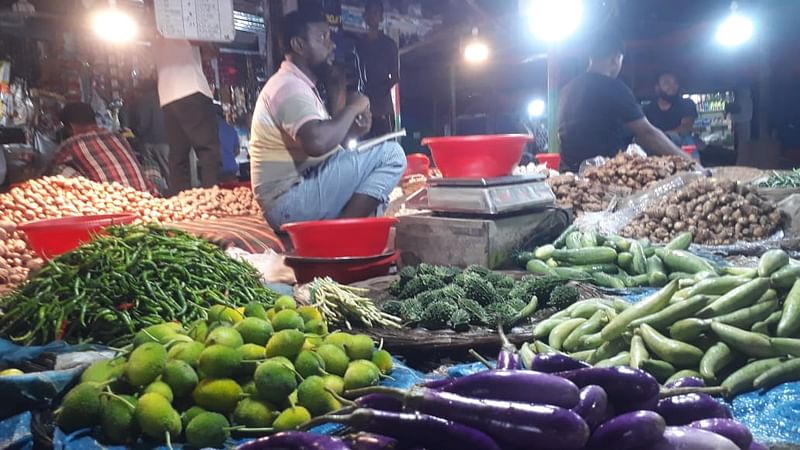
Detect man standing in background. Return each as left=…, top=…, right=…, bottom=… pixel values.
left=154, top=39, right=220, bottom=195
left=357, top=0, right=399, bottom=137
left=643, top=72, right=699, bottom=146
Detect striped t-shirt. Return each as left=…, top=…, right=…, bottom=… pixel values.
left=53, top=129, right=155, bottom=194
left=249, top=61, right=341, bottom=208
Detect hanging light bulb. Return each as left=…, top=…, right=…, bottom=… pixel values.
left=91, top=0, right=138, bottom=44
left=716, top=1, right=754, bottom=47
left=463, top=27, right=490, bottom=64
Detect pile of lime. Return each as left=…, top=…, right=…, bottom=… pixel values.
left=56, top=296, right=393, bottom=448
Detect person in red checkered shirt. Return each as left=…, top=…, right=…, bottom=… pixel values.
left=53, top=103, right=157, bottom=194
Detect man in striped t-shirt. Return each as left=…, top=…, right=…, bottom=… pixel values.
left=54, top=103, right=156, bottom=194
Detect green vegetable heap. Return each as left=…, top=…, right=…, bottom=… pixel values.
left=384, top=264, right=580, bottom=331
left=57, top=299, right=392, bottom=448
left=0, top=225, right=279, bottom=346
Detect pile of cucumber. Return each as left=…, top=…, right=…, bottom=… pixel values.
left=529, top=248, right=800, bottom=397
left=521, top=227, right=717, bottom=290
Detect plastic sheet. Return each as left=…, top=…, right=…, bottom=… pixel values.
left=0, top=411, right=34, bottom=450
left=729, top=381, right=800, bottom=445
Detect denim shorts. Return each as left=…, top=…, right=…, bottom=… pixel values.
left=264, top=141, right=406, bottom=228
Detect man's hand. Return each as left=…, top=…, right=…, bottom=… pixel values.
left=352, top=107, right=373, bottom=138
left=346, top=93, right=370, bottom=115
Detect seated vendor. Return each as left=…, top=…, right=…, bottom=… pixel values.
left=249, top=8, right=406, bottom=229
left=54, top=102, right=156, bottom=194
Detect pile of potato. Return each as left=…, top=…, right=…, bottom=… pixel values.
left=0, top=176, right=262, bottom=289
left=547, top=173, right=631, bottom=214
left=582, top=153, right=697, bottom=191
left=622, top=179, right=783, bottom=245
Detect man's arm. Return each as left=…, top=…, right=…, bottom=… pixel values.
left=627, top=118, right=691, bottom=160
left=670, top=116, right=696, bottom=135
left=296, top=94, right=370, bottom=157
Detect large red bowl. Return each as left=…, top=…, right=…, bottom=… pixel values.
left=281, top=217, right=397, bottom=258
left=422, top=134, right=530, bottom=179
left=285, top=251, right=399, bottom=284
left=18, top=214, right=138, bottom=259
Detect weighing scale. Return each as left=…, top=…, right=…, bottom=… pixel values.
left=398, top=174, right=565, bottom=269
left=412, top=173, right=556, bottom=215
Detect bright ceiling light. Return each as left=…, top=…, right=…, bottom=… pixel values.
left=716, top=12, right=754, bottom=47
left=92, top=8, right=138, bottom=43
left=464, top=40, right=490, bottom=64
left=527, top=0, right=583, bottom=42
left=528, top=99, right=546, bottom=118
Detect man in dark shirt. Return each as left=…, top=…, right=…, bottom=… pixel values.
left=643, top=72, right=698, bottom=145
left=356, top=0, right=399, bottom=137
left=558, top=32, right=688, bottom=172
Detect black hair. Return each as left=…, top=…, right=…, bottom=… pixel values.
left=589, top=29, right=625, bottom=59
left=365, top=0, right=384, bottom=12
left=657, top=71, right=678, bottom=83
left=281, top=8, right=327, bottom=56
left=60, top=103, right=96, bottom=127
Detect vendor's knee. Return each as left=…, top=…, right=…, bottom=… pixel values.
left=382, top=142, right=407, bottom=172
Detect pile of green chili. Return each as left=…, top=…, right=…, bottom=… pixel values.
left=0, top=225, right=278, bottom=346
left=758, top=169, right=800, bottom=188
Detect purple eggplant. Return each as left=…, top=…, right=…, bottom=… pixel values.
left=237, top=432, right=350, bottom=450
left=647, top=426, right=740, bottom=450
left=530, top=353, right=590, bottom=373
left=496, top=323, right=522, bottom=370
left=355, top=394, right=404, bottom=412
left=689, top=418, right=753, bottom=450
left=572, top=385, right=608, bottom=430
left=344, top=433, right=399, bottom=450
left=666, top=377, right=706, bottom=389
left=748, top=442, right=769, bottom=450
left=656, top=393, right=732, bottom=426
left=441, top=369, right=580, bottom=408
left=420, top=378, right=453, bottom=390
left=309, top=408, right=500, bottom=450
left=403, top=389, right=590, bottom=450
left=556, top=366, right=660, bottom=412
left=589, top=410, right=666, bottom=450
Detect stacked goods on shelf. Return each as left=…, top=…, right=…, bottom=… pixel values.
left=381, top=264, right=577, bottom=331
left=622, top=179, right=783, bottom=245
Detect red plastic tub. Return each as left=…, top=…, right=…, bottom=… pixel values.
left=281, top=217, right=397, bottom=258
left=285, top=251, right=399, bottom=284
left=422, top=134, right=530, bottom=179
left=18, top=214, right=138, bottom=259
left=535, top=153, right=561, bottom=170
left=404, top=153, right=431, bottom=178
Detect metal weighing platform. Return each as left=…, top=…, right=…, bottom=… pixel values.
left=397, top=174, right=566, bottom=269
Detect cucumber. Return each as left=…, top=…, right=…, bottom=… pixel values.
left=723, top=267, right=758, bottom=278
left=710, top=322, right=775, bottom=358
left=665, top=369, right=702, bottom=385
left=580, top=232, right=599, bottom=248
left=629, top=335, right=649, bottom=370
left=534, top=340, right=561, bottom=354
left=669, top=318, right=710, bottom=342
left=777, top=279, right=800, bottom=338
left=534, top=245, right=556, bottom=261
left=549, top=318, right=587, bottom=350
left=686, top=276, right=751, bottom=298
left=770, top=264, right=800, bottom=290
left=605, top=236, right=632, bottom=252
left=756, top=289, right=777, bottom=304
left=699, top=342, right=737, bottom=384
left=617, top=252, right=634, bottom=272
left=533, top=317, right=569, bottom=339
left=516, top=251, right=535, bottom=267
left=630, top=241, right=648, bottom=275
left=753, top=358, right=800, bottom=390
left=640, top=359, right=677, bottom=383
left=595, top=351, right=630, bottom=368
left=568, top=300, right=614, bottom=319
left=751, top=310, right=782, bottom=335
left=588, top=337, right=628, bottom=364
left=551, top=247, right=618, bottom=265
left=696, top=278, right=771, bottom=318
left=568, top=349, right=596, bottom=362
left=639, top=323, right=704, bottom=367
left=722, top=357, right=786, bottom=397
left=655, top=248, right=718, bottom=275
left=591, top=272, right=626, bottom=289
left=546, top=258, right=559, bottom=268
left=553, top=224, right=577, bottom=249
left=665, top=232, right=693, bottom=251
left=646, top=255, right=665, bottom=276
left=569, top=264, right=619, bottom=274
left=563, top=311, right=609, bottom=352
left=600, top=281, right=679, bottom=341
left=551, top=267, right=593, bottom=281
left=565, top=232, right=583, bottom=250
left=758, top=249, right=790, bottom=277
left=711, top=300, right=779, bottom=330
left=526, top=259, right=552, bottom=275
left=628, top=295, right=711, bottom=331
left=770, top=337, right=800, bottom=356
left=668, top=272, right=694, bottom=281
left=624, top=274, right=651, bottom=288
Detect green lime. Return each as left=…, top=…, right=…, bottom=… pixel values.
left=254, top=360, right=297, bottom=404
left=199, top=344, right=242, bottom=379
left=167, top=341, right=204, bottom=367
left=297, top=306, right=323, bottom=323
left=234, top=398, right=275, bottom=427
left=265, top=329, right=305, bottom=359
left=297, top=375, right=341, bottom=417
left=315, top=344, right=350, bottom=376
left=272, top=406, right=311, bottom=431
left=144, top=380, right=174, bottom=402
left=343, top=360, right=381, bottom=391
left=235, top=317, right=274, bottom=346
left=81, top=358, right=125, bottom=384
left=99, top=394, right=138, bottom=445
left=205, top=326, right=244, bottom=348
left=162, top=360, right=198, bottom=398
left=371, top=349, right=394, bottom=374
left=322, top=374, right=345, bottom=395
left=271, top=310, right=305, bottom=332
left=274, top=295, right=297, bottom=311
left=294, top=350, right=327, bottom=378
left=192, top=378, right=243, bottom=414
left=186, top=412, right=230, bottom=448
left=344, top=334, right=375, bottom=361
left=57, top=382, right=102, bottom=433
left=324, top=332, right=352, bottom=348
left=134, top=393, right=181, bottom=442
left=124, top=342, right=167, bottom=387
left=244, top=302, right=269, bottom=320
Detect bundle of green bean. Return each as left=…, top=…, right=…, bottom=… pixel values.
left=758, top=168, right=800, bottom=188
left=309, top=277, right=402, bottom=330
left=529, top=249, right=800, bottom=396
left=0, top=225, right=279, bottom=346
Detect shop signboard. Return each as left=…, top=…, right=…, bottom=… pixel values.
left=154, top=0, right=236, bottom=42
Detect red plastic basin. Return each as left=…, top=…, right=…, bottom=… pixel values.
left=404, top=153, right=431, bottom=178
left=285, top=251, right=399, bottom=284
left=281, top=217, right=397, bottom=258
left=422, top=134, right=530, bottom=179
left=18, top=214, right=138, bottom=259
left=535, top=153, right=561, bottom=170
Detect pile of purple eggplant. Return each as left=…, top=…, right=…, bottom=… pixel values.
left=237, top=356, right=767, bottom=450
